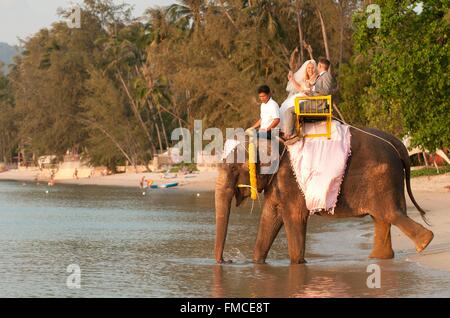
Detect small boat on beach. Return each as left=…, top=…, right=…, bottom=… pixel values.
left=149, top=182, right=179, bottom=189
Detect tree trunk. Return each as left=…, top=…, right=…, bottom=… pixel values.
left=433, top=156, right=440, bottom=173
left=303, top=41, right=314, bottom=60
left=157, top=107, right=170, bottom=149
left=422, top=152, right=429, bottom=167
left=338, top=2, right=345, bottom=69
left=88, top=120, right=136, bottom=168
left=117, top=72, right=155, bottom=156
left=317, top=8, right=330, bottom=61
left=218, top=0, right=239, bottom=31
left=296, top=9, right=305, bottom=65
left=153, top=114, right=164, bottom=153
left=289, top=48, right=299, bottom=72
left=146, top=99, right=164, bottom=152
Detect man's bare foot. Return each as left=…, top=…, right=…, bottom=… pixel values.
left=283, top=133, right=297, bottom=139
left=284, top=136, right=301, bottom=146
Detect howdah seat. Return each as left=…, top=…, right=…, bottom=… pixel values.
left=294, top=95, right=332, bottom=139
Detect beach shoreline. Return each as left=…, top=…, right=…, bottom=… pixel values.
left=0, top=168, right=218, bottom=192
left=1, top=169, right=449, bottom=272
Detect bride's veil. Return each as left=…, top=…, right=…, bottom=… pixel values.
left=286, top=59, right=317, bottom=95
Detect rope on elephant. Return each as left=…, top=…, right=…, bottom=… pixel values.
left=332, top=117, right=403, bottom=160
left=237, top=184, right=262, bottom=213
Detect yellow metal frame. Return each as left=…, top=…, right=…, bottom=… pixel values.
left=294, top=95, right=332, bottom=139
left=248, top=138, right=258, bottom=200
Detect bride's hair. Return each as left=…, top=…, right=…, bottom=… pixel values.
left=305, top=62, right=317, bottom=81
left=286, top=59, right=318, bottom=94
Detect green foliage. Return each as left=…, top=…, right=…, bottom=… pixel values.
left=348, top=0, right=450, bottom=149
left=0, top=68, right=17, bottom=162
left=81, top=70, right=151, bottom=168
left=411, top=165, right=450, bottom=177
left=337, top=55, right=371, bottom=126
left=9, top=11, right=107, bottom=156
left=169, top=162, right=199, bottom=173
left=3, top=0, right=379, bottom=167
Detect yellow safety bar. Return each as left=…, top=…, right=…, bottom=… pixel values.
left=294, top=95, right=332, bottom=139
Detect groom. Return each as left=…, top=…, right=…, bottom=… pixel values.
left=283, top=57, right=336, bottom=141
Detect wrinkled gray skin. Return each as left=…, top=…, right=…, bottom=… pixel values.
left=215, top=128, right=434, bottom=264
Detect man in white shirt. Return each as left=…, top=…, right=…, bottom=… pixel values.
left=248, top=85, right=280, bottom=139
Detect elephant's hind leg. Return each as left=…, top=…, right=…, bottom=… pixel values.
left=369, top=217, right=394, bottom=259
left=253, top=204, right=283, bottom=264
left=387, top=212, right=434, bottom=253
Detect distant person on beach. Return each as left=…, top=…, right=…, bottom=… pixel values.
left=73, top=168, right=79, bottom=179
left=140, top=176, right=146, bottom=188
left=162, top=169, right=177, bottom=179
left=48, top=174, right=55, bottom=187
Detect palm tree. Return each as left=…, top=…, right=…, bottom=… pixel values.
left=101, top=24, right=158, bottom=156
left=166, top=0, right=207, bottom=37
left=242, top=0, right=285, bottom=38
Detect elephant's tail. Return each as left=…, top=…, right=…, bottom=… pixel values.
left=400, top=148, right=431, bottom=226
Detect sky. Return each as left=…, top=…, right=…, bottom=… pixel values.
left=0, top=0, right=174, bottom=45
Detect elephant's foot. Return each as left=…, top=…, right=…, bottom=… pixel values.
left=415, top=229, right=434, bottom=253
left=216, top=259, right=233, bottom=264
left=290, top=258, right=307, bottom=264
left=253, top=258, right=267, bottom=264
left=369, top=248, right=394, bottom=259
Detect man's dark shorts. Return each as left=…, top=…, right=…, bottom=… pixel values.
left=257, top=130, right=272, bottom=140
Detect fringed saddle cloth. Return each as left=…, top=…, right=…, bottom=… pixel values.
left=287, top=120, right=352, bottom=214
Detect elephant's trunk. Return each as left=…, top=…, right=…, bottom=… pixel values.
left=214, top=169, right=235, bottom=264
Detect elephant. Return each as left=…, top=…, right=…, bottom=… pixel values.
left=214, top=127, right=434, bottom=264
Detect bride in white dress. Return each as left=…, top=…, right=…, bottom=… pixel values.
left=280, top=59, right=318, bottom=135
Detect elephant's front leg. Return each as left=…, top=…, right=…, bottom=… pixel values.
left=253, top=202, right=283, bottom=264
left=282, top=205, right=308, bottom=264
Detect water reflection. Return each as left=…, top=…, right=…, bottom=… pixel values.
left=0, top=181, right=449, bottom=297
left=209, top=259, right=450, bottom=298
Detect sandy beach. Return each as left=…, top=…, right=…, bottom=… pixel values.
left=1, top=168, right=449, bottom=271
left=0, top=168, right=218, bottom=192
